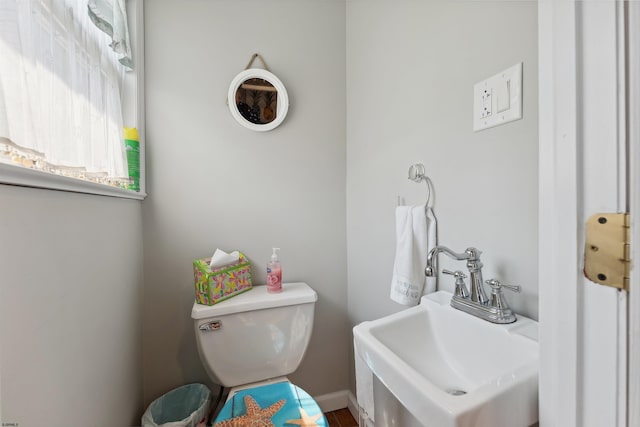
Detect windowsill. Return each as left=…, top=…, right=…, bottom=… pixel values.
left=0, top=163, right=146, bottom=200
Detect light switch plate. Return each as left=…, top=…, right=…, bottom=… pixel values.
left=473, top=63, right=522, bottom=131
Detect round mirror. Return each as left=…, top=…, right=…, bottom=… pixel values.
left=228, top=69, right=289, bottom=132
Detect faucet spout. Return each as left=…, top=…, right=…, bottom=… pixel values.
left=425, top=246, right=469, bottom=277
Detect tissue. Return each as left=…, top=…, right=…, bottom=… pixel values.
left=209, top=249, right=240, bottom=269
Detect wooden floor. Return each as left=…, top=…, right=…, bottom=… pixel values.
left=325, top=408, right=358, bottom=427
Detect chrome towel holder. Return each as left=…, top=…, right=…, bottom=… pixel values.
left=407, top=163, right=434, bottom=206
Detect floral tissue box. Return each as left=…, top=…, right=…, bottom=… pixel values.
left=193, top=253, right=252, bottom=305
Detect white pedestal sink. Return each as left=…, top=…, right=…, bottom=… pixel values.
left=353, top=291, right=539, bottom=427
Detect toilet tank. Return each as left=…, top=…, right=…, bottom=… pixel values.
left=191, top=282, right=317, bottom=387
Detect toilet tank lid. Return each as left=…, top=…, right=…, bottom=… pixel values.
left=191, top=282, right=318, bottom=319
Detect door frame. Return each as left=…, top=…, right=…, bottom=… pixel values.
left=628, top=2, right=640, bottom=425
left=538, top=0, right=632, bottom=426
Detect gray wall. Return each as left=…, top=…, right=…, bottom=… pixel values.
left=143, top=0, right=348, bottom=406
left=346, top=0, right=538, bottom=387
left=0, top=2, right=539, bottom=423
left=0, top=185, right=144, bottom=427
left=144, top=0, right=537, bottom=406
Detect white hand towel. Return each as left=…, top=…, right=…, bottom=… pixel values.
left=354, top=340, right=375, bottom=423
left=390, top=205, right=437, bottom=305
left=209, top=249, right=240, bottom=269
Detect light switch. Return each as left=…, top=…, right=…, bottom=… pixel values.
left=496, top=80, right=510, bottom=113
left=473, top=63, right=523, bottom=132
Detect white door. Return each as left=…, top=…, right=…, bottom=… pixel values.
left=539, top=1, right=633, bottom=426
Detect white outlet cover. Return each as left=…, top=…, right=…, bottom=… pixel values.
left=473, top=63, right=523, bottom=132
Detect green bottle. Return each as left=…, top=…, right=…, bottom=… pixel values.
left=124, top=127, right=140, bottom=191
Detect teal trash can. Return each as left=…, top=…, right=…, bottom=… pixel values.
left=142, top=383, right=211, bottom=427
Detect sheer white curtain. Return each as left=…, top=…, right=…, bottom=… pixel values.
left=0, top=0, right=128, bottom=185
left=88, top=0, right=132, bottom=68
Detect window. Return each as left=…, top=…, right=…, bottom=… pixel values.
left=0, top=0, right=145, bottom=199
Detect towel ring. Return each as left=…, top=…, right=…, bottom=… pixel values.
left=408, top=163, right=433, bottom=206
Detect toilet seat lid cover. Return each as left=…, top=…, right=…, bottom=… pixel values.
left=213, top=381, right=327, bottom=426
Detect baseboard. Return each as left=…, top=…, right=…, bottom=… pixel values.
left=314, top=390, right=362, bottom=424
left=314, top=389, right=350, bottom=413
left=347, top=390, right=359, bottom=421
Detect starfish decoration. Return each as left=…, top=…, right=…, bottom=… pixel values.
left=214, top=395, right=285, bottom=427
left=285, top=407, right=323, bottom=426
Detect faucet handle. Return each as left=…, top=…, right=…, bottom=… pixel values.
left=485, top=279, right=521, bottom=293
left=443, top=269, right=467, bottom=279
left=444, top=270, right=470, bottom=299
left=485, top=279, right=520, bottom=311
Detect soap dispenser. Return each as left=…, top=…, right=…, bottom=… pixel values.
left=266, top=248, right=282, bottom=293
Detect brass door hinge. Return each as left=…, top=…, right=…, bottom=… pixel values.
left=584, top=213, right=630, bottom=291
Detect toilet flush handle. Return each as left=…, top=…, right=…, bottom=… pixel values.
left=199, top=320, right=222, bottom=331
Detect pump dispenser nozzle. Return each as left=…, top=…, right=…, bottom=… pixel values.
left=271, top=247, right=280, bottom=262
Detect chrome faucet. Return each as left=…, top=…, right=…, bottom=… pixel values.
left=425, top=245, right=520, bottom=324
left=425, top=246, right=489, bottom=304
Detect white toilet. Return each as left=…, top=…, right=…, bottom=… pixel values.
left=191, top=282, right=326, bottom=426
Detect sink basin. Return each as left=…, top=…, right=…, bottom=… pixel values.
left=353, top=291, right=539, bottom=427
